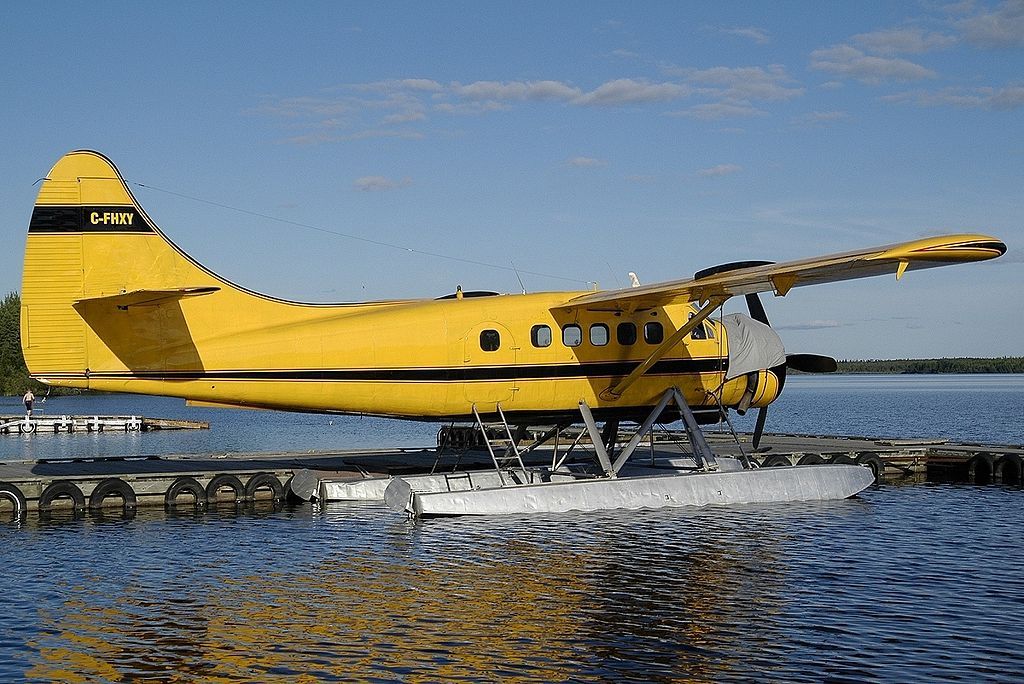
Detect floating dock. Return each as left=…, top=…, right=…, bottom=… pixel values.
left=0, top=415, right=209, bottom=434
left=0, top=431, right=1020, bottom=519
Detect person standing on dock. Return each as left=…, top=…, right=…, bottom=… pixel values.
left=23, top=389, right=35, bottom=417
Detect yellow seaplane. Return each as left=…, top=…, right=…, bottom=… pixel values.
left=20, top=150, right=1006, bottom=516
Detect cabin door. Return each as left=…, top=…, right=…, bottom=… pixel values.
left=463, top=321, right=517, bottom=407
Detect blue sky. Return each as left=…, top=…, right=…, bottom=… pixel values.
left=1, top=1, right=1021, bottom=359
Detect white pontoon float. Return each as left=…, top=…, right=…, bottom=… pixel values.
left=319, top=387, right=874, bottom=518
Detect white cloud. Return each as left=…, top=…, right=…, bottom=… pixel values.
left=610, top=48, right=641, bottom=59
left=433, top=100, right=509, bottom=115
left=381, top=111, right=426, bottom=124
left=721, top=26, right=771, bottom=44
left=259, top=68, right=799, bottom=145
left=567, top=156, right=607, bottom=167
left=452, top=80, right=582, bottom=101
left=674, top=65, right=803, bottom=101
left=956, top=0, right=1024, bottom=47
left=353, top=79, right=444, bottom=93
left=852, top=27, right=957, bottom=54
left=810, top=44, right=936, bottom=83
left=398, top=79, right=445, bottom=92
left=991, top=84, right=1024, bottom=108
left=353, top=176, right=412, bottom=192
left=574, top=79, right=690, bottom=105
left=791, top=110, right=849, bottom=126
left=881, top=84, right=1024, bottom=110
left=670, top=103, right=767, bottom=120
left=697, top=164, right=742, bottom=177
left=345, top=129, right=424, bottom=141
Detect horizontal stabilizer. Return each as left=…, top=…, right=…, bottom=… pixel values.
left=74, top=287, right=220, bottom=309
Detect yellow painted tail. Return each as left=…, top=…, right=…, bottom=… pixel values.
left=21, top=150, right=225, bottom=387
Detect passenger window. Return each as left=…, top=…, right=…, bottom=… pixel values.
left=704, top=323, right=714, bottom=339
left=644, top=321, right=664, bottom=344
left=562, top=324, right=582, bottom=347
left=480, top=329, right=500, bottom=352
left=689, top=313, right=706, bottom=340
left=531, top=324, right=552, bottom=348
left=590, top=323, right=609, bottom=346
left=617, top=322, right=637, bottom=346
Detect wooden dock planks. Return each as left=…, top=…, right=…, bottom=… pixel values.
left=0, top=415, right=208, bottom=434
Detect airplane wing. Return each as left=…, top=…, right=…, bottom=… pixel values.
left=560, top=234, right=1006, bottom=311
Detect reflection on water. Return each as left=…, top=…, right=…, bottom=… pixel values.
left=3, top=377, right=1024, bottom=681
left=6, top=486, right=1024, bottom=682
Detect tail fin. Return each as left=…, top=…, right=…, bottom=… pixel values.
left=22, top=150, right=222, bottom=387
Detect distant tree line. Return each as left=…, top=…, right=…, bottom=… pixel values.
left=837, top=357, right=1024, bottom=374
left=0, top=292, right=39, bottom=395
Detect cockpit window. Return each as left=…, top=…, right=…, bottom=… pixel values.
left=689, top=312, right=706, bottom=340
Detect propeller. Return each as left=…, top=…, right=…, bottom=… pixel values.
left=785, top=353, right=839, bottom=373
left=693, top=262, right=837, bottom=450
left=742, top=293, right=837, bottom=449
left=743, top=293, right=776, bottom=450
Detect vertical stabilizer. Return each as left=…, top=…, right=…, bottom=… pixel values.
left=21, top=150, right=215, bottom=387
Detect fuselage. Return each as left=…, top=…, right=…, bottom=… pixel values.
left=33, top=274, right=771, bottom=421
left=21, top=150, right=784, bottom=423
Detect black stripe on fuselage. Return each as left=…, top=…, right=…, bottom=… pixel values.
left=29, top=205, right=155, bottom=233
left=68, top=358, right=728, bottom=383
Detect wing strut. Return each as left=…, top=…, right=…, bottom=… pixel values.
left=601, top=295, right=728, bottom=401
left=579, top=387, right=719, bottom=476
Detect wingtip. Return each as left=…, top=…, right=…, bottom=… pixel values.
left=871, top=234, right=1007, bottom=264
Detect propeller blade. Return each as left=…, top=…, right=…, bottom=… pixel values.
left=786, top=353, right=838, bottom=373
left=752, top=406, right=768, bottom=450
left=745, top=293, right=770, bottom=326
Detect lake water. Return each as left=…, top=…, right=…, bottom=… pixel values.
left=2, top=375, right=1023, bottom=682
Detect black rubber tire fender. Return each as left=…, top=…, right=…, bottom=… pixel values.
left=856, top=452, right=885, bottom=483
left=829, top=454, right=856, bottom=465
left=38, top=480, right=87, bottom=513
left=760, top=454, right=792, bottom=467
left=796, top=454, right=825, bottom=466
left=20, top=421, right=37, bottom=434
left=205, top=473, right=245, bottom=503
left=165, top=476, right=208, bottom=509
left=994, top=453, right=1022, bottom=486
left=967, top=452, right=995, bottom=485
left=89, top=478, right=138, bottom=511
left=0, top=481, right=28, bottom=517
left=244, top=473, right=285, bottom=502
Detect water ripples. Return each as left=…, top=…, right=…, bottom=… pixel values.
left=3, top=485, right=1023, bottom=681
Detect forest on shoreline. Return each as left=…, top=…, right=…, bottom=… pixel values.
left=835, top=357, right=1024, bottom=374
left=2, top=291, right=1022, bottom=395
